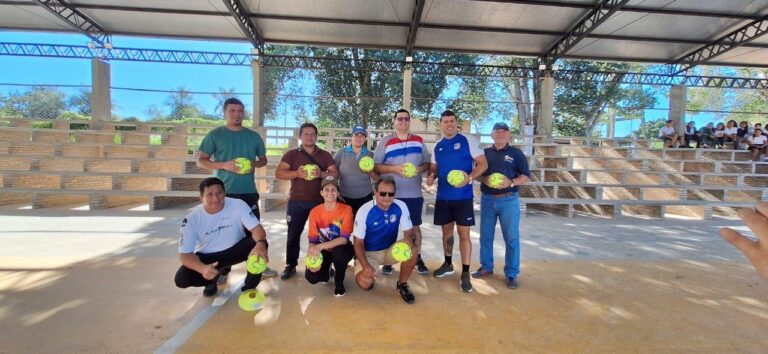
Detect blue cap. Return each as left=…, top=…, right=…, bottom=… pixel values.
left=492, top=122, right=510, bottom=131
left=352, top=124, right=367, bottom=136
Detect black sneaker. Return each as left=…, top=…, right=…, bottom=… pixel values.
left=381, top=265, right=393, bottom=276
left=460, top=273, right=473, bottom=293
left=216, top=273, right=228, bottom=285
left=396, top=282, right=415, bottom=304
left=507, top=277, right=519, bottom=289
left=280, top=265, right=296, bottom=280
left=470, top=268, right=493, bottom=279
left=433, top=262, right=455, bottom=278
left=415, top=259, right=428, bottom=275
left=202, top=282, right=218, bottom=297
left=321, top=268, right=336, bottom=284
left=334, top=283, right=346, bottom=297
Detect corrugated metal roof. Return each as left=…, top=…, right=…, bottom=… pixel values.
left=1, top=0, right=767, bottom=67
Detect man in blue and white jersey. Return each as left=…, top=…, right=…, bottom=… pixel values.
left=427, top=110, right=487, bottom=293
left=353, top=176, right=418, bottom=304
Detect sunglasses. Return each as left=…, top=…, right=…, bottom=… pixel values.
left=378, top=191, right=395, bottom=197
left=395, top=117, right=411, bottom=122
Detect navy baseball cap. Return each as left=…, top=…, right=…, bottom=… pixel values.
left=492, top=122, right=510, bottom=131
left=352, top=124, right=367, bottom=136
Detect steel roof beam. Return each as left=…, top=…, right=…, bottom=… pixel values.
left=405, top=0, right=425, bottom=57
left=540, top=0, right=629, bottom=65
left=32, top=0, right=111, bottom=46
left=2, top=42, right=767, bottom=89
left=672, top=14, right=768, bottom=74
left=221, top=0, right=264, bottom=50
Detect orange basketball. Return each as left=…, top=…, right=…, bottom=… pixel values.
left=355, top=270, right=374, bottom=290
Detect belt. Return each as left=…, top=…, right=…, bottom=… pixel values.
left=487, top=192, right=516, bottom=198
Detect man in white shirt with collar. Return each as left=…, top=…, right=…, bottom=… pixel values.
left=658, top=120, right=683, bottom=148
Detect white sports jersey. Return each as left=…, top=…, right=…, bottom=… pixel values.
left=178, top=197, right=260, bottom=254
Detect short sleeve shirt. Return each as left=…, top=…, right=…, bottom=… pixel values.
left=333, top=146, right=374, bottom=199
left=481, top=144, right=530, bottom=195
left=373, top=134, right=430, bottom=198
left=658, top=126, right=675, bottom=138
left=280, top=147, right=336, bottom=202
left=749, top=135, right=767, bottom=145
left=198, top=126, right=266, bottom=194
left=431, top=133, right=483, bottom=201
left=178, top=198, right=260, bottom=254
left=352, top=199, right=412, bottom=252
left=308, top=203, right=353, bottom=245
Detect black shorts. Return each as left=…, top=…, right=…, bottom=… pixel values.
left=434, top=199, right=475, bottom=226
left=398, top=197, right=424, bottom=226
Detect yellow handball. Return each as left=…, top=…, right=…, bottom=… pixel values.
left=246, top=255, right=267, bottom=274
left=304, top=253, right=323, bottom=270
left=402, top=162, right=417, bottom=178
left=238, top=289, right=266, bottom=311
left=358, top=156, right=375, bottom=172
left=391, top=241, right=412, bottom=262
left=447, top=170, right=465, bottom=187
left=234, top=157, right=251, bottom=174
left=302, top=164, right=319, bottom=180
left=487, top=173, right=505, bottom=189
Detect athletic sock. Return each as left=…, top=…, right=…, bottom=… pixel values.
left=462, top=264, right=470, bottom=273
left=445, top=256, right=452, bottom=264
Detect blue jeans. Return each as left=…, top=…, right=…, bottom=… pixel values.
left=480, top=193, right=521, bottom=278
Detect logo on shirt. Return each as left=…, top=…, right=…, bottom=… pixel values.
left=389, top=214, right=397, bottom=223
left=504, top=155, right=515, bottom=163
left=453, top=143, right=461, bottom=150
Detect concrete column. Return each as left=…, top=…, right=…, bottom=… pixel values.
left=252, top=59, right=265, bottom=129
left=669, top=85, right=687, bottom=134
left=537, top=76, right=554, bottom=137
left=402, top=64, right=413, bottom=111
left=607, top=109, right=616, bottom=138
left=91, top=58, right=111, bottom=130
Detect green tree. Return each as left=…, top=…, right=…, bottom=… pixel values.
left=553, top=61, right=656, bottom=137
left=634, top=117, right=666, bottom=140
left=67, top=89, right=92, bottom=116
left=164, top=86, right=204, bottom=120
left=1, top=86, right=67, bottom=119
left=211, top=87, right=237, bottom=115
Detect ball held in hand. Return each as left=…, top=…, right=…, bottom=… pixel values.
left=487, top=173, right=505, bottom=188
left=304, top=253, right=323, bottom=270
left=246, top=255, right=267, bottom=274
left=359, top=156, right=375, bottom=172
left=402, top=162, right=417, bottom=178
left=302, top=164, right=319, bottom=180
left=234, top=157, right=251, bottom=174
left=391, top=241, right=412, bottom=262
left=447, top=170, right=465, bottom=187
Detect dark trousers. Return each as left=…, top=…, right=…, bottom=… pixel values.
left=684, top=134, right=701, bottom=148
left=174, top=236, right=262, bottom=290
left=286, top=200, right=321, bottom=267
left=304, top=243, right=355, bottom=285
left=223, top=192, right=260, bottom=275
left=342, top=193, right=373, bottom=219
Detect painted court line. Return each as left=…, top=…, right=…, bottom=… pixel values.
left=154, top=280, right=243, bottom=354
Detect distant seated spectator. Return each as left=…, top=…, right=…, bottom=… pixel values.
left=747, top=128, right=767, bottom=161
left=699, top=122, right=717, bottom=148
left=737, top=121, right=750, bottom=149
left=723, top=120, right=739, bottom=149
left=714, top=122, right=726, bottom=149
left=658, top=120, right=682, bottom=148
left=683, top=121, right=701, bottom=148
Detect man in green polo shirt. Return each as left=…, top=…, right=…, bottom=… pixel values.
left=197, top=97, right=277, bottom=278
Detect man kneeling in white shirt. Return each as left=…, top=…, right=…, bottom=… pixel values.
left=175, top=177, right=270, bottom=297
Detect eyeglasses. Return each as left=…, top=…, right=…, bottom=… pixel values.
left=395, top=117, right=411, bottom=122
left=378, top=191, right=395, bottom=197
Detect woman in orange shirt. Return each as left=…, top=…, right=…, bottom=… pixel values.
left=305, top=176, right=355, bottom=296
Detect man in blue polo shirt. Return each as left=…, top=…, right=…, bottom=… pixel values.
left=427, top=110, right=487, bottom=293
left=353, top=176, right=419, bottom=304
left=471, top=122, right=530, bottom=289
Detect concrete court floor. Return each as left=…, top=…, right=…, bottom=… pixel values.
left=0, top=204, right=766, bottom=353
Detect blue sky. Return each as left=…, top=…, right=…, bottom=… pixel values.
left=0, top=30, right=728, bottom=137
